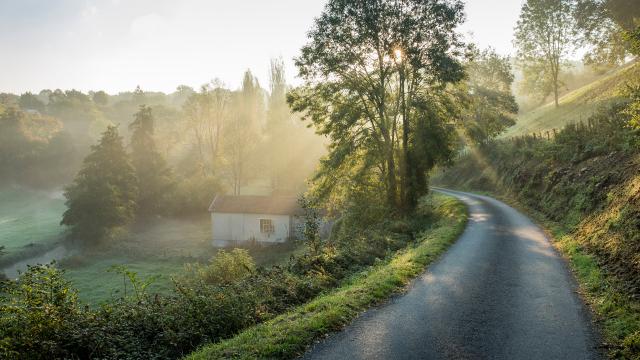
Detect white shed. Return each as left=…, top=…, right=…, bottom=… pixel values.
left=208, top=195, right=303, bottom=247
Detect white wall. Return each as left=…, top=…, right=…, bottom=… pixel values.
left=212, top=212, right=292, bottom=246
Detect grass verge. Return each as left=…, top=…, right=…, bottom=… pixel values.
left=185, top=195, right=467, bottom=360
left=454, top=188, right=640, bottom=359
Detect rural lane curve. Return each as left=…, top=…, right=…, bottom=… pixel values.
left=301, top=189, right=602, bottom=360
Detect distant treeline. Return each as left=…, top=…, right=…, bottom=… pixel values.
left=0, top=60, right=324, bottom=201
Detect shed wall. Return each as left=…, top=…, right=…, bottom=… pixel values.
left=211, top=212, right=291, bottom=247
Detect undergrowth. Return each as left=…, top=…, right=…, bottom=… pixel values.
left=435, top=98, right=640, bottom=358
left=185, top=195, right=467, bottom=359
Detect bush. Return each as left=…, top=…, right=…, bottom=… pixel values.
left=0, top=192, right=444, bottom=359
left=182, top=249, right=255, bottom=285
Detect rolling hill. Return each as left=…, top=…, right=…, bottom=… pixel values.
left=505, top=60, right=640, bottom=137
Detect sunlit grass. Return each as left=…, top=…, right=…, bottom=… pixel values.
left=504, top=61, right=640, bottom=137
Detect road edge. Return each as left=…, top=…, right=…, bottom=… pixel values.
left=183, top=193, right=468, bottom=360
left=437, top=187, right=638, bottom=358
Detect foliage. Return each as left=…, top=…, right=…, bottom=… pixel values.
left=462, top=48, right=519, bottom=144
left=108, top=264, right=161, bottom=302
left=61, top=126, right=138, bottom=243
left=18, top=92, right=45, bottom=112
left=289, top=0, right=467, bottom=212
left=223, top=71, right=264, bottom=195
left=0, top=264, right=87, bottom=360
left=574, top=0, right=640, bottom=64
left=182, top=249, right=256, bottom=286
left=436, top=99, right=640, bottom=357
left=182, top=80, right=230, bottom=176
left=0, top=106, right=76, bottom=186
left=506, top=61, right=640, bottom=137
left=0, top=189, right=461, bottom=359
left=185, top=194, right=468, bottom=360
left=514, top=0, right=579, bottom=107
left=298, top=195, right=323, bottom=255
left=129, top=105, right=174, bottom=217
left=262, top=58, right=311, bottom=194
left=626, top=85, right=640, bottom=128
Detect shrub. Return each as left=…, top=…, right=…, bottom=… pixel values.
left=0, top=193, right=444, bottom=359
left=182, top=249, right=255, bottom=286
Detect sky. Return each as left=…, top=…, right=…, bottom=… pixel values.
left=0, top=0, right=526, bottom=94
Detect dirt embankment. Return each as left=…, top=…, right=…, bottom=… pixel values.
left=436, top=149, right=640, bottom=297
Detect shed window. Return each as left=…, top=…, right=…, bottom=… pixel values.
left=260, top=219, right=274, bottom=234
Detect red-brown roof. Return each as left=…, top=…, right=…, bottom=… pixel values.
left=208, top=195, right=303, bottom=215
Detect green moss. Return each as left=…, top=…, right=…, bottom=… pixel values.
left=184, top=195, right=467, bottom=360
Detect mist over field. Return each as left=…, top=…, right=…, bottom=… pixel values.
left=1, top=0, right=639, bottom=359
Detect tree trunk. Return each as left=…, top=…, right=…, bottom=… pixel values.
left=387, top=151, right=398, bottom=209
left=400, top=68, right=410, bottom=212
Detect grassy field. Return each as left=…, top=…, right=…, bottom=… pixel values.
left=0, top=187, right=301, bottom=305
left=185, top=194, right=468, bottom=360
left=61, top=215, right=302, bottom=305
left=0, top=186, right=66, bottom=264
left=505, top=61, right=640, bottom=137
left=64, top=255, right=186, bottom=304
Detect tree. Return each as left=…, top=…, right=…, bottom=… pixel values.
left=129, top=105, right=173, bottom=217
left=289, top=0, right=466, bottom=211
left=224, top=71, right=263, bottom=195
left=463, top=49, right=519, bottom=144
left=47, top=89, right=109, bottom=143
left=183, top=80, right=230, bottom=176
left=61, top=126, right=138, bottom=243
left=91, top=91, right=109, bottom=107
left=0, top=107, right=69, bottom=186
left=298, top=195, right=322, bottom=256
left=264, top=58, right=296, bottom=192
left=574, top=0, right=639, bottom=65
left=18, top=92, right=45, bottom=112
left=514, top=0, right=578, bottom=108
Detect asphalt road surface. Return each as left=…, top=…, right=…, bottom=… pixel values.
left=301, top=189, right=602, bottom=360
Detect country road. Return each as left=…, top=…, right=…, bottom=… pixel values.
left=301, top=189, right=602, bottom=360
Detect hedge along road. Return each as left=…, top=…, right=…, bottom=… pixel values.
left=301, top=189, right=602, bottom=360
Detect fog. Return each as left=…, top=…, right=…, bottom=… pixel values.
left=0, top=58, right=324, bottom=304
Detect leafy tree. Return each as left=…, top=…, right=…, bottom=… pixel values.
left=172, top=85, right=196, bottom=108
left=47, top=89, right=109, bottom=142
left=183, top=80, right=230, bottom=175
left=289, top=0, right=466, bottom=211
left=61, top=126, right=138, bottom=243
left=264, top=58, right=297, bottom=192
left=18, top=92, right=45, bottom=112
left=574, top=0, right=640, bottom=65
left=129, top=105, right=173, bottom=217
left=298, top=195, right=323, bottom=255
left=0, top=107, right=73, bottom=186
left=514, top=0, right=579, bottom=107
left=463, top=49, right=519, bottom=144
left=224, top=70, right=264, bottom=195
left=91, top=90, right=109, bottom=106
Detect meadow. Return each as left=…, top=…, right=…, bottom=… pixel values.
left=0, top=189, right=301, bottom=305
left=0, top=186, right=66, bottom=266
left=505, top=61, right=640, bottom=137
